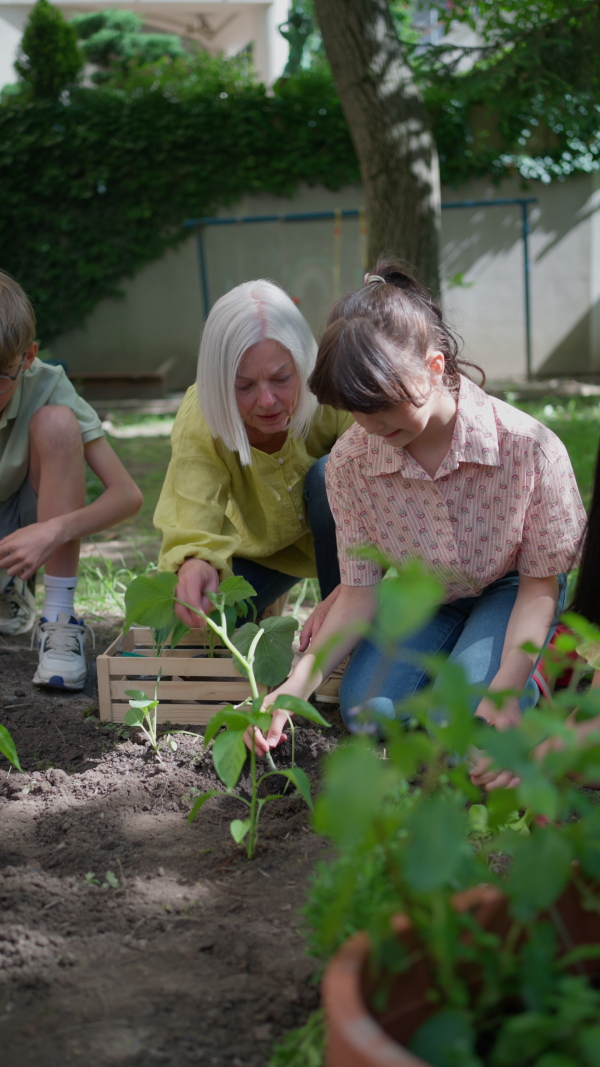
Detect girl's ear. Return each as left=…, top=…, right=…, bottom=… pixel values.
left=427, top=350, right=446, bottom=381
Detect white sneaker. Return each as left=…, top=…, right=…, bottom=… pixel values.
left=0, top=573, right=37, bottom=635
left=32, top=612, right=92, bottom=690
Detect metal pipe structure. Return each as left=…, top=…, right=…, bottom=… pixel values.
left=184, top=197, right=538, bottom=379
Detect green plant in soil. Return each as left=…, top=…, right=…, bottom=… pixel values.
left=0, top=724, right=22, bottom=770
left=304, top=560, right=600, bottom=1067
left=124, top=571, right=330, bottom=857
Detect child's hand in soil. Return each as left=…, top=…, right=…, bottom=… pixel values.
left=243, top=677, right=311, bottom=756
left=0, top=519, right=64, bottom=579
left=470, top=696, right=523, bottom=791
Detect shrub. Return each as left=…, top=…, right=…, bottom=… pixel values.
left=14, top=0, right=83, bottom=100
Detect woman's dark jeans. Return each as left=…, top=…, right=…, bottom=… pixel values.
left=232, top=455, right=339, bottom=618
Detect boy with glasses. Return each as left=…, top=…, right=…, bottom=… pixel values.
left=0, top=271, right=143, bottom=688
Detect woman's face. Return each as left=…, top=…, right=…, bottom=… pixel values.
left=235, top=340, right=300, bottom=441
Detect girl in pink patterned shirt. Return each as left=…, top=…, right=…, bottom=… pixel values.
left=252, top=259, right=585, bottom=753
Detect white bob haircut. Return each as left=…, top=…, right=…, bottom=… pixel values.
left=196, top=279, right=318, bottom=467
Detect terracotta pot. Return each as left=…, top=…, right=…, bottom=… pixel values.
left=322, top=881, right=600, bottom=1067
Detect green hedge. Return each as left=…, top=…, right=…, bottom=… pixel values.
left=0, top=81, right=358, bottom=344
left=1, top=66, right=598, bottom=345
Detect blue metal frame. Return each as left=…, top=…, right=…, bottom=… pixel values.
left=183, top=196, right=538, bottom=379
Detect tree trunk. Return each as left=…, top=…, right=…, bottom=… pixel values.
left=313, top=0, right=441, bottom=293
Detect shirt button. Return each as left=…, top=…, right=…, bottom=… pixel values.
left=297, top=514, right=303, bottom=521
left=278, top=458, right=284, bottom=465
left=287, top=485, right=293, bottom=492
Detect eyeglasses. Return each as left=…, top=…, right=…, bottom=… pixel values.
left=0, top=351, right=27, bottom=394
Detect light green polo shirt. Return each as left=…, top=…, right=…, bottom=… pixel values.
left=155, top=385, right=353, bottom=579
left=0, top=358, right=104, bottom=503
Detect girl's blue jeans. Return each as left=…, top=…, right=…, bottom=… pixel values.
left=339, top=570, right=568, bottom=732
left=232, top=455, right=339, bottom=618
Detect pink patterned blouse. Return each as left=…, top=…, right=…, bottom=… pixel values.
left=325, top=376, right=586, bottom=600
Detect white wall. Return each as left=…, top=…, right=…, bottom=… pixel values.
left=49, top=173, right=600, bottom=390
left=0, top=6, right=28, bottom=89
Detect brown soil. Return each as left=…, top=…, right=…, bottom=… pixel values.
left=0, top=622, right=342, bottom=1067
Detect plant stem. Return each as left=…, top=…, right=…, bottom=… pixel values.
left=248, top=729, right=257, bottom=858
left=174, top=595, right=255, bottom=682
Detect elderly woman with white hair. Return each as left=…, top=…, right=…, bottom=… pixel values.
left=154, top=280, right=352, bottom=628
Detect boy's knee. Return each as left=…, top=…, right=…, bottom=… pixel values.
left=29, top=405, right=83, bottom=455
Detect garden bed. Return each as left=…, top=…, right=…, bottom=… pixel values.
left=0, top=621, right=343, bottom=1067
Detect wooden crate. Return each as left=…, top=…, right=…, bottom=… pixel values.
left=97, top=627, right=263, bottom=725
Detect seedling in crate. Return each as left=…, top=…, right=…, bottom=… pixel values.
left=123, top=671, right=164, bottom=759
left=123, top=571, right=331, bottom=856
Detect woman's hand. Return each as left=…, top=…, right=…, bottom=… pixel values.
left=0, top=518, right=64, bottom=580
left=175, top=558, right=220, bottom=626
left=298, top=584, right=340, bottom=652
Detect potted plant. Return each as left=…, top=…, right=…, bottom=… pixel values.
left=302, top=568, right=600, bottom=1067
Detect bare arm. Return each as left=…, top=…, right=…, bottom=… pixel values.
left=0, top=437, right=143, bottom=578
left=250, top=583, right=378, bottom=754
left=476, top=573, right=559, bottom=728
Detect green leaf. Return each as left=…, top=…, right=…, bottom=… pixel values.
left=507, top=830, right=573, bottom=920
left=245, top=710, right=274, bottom=734
left=230, top=818, right=251, bottom=843
left=170, top=618, right=190, bottom=649
left=219, top=575, right=256, bottom=606
left=262, top=766, right=313, bottom=810
left=188, top=789, right=224, bottom=822
left=126, top=699, right=158, bottom=710
left=517, top=772, right=559, bottom=820
left=212, top=729, right=247, bottom=789
left=404, top=795, right=469, bottom=893
left=314, top=740, right=393, bottom=848
left=104, top=870, right=119, bottom=888
left=373, top=560, right=443, bottom=648
left=204, top=705, right=249, bottom=746
left=124, top=707, right=145, bottom=727
left=580, top=1026, right=600, bottom=1066
left=124, top=688, right=150, bottom=701
left=268, top=694, right=330, bottom=727
left=253, top=615, right=298, bottom=687
left=468, top=804, right=489, bottom=835
left=0, top=724, right=22, bottom=771
left=124, top=571, right=178, bottom=631
left=409, top=1009, right=476, bottom=1067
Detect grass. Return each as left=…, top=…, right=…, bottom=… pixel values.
left=512, top=395, right=600, bottom=510
left=73, top=396, right=600, bottom=621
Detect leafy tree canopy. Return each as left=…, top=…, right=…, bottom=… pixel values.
left=14, top=0, right=82, bottom=100
left=299, top=0, right=600, bottom=183
left=70, top=9, right=187, bottom=85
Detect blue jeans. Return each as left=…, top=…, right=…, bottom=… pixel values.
left=232, top=455, right=339, bottom=618
left=339, top=571, right=568, bottom=731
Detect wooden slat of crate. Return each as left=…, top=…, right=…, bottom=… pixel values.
left=108, top=701, right=238, bottom=725
left=97, top=626, right=262, bottom=724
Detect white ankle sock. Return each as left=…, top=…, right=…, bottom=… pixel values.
left=42, top=574, right=78, bottom=622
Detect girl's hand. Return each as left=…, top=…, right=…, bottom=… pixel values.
left=243, top=678, right=308, bottom=755
left=0, top=519, right=63, bottom=579
left=469, top=696, right=522, bottom=790
left=175, top=558, right=220, bottom=626
left=299, top=584, right=340, bottom=652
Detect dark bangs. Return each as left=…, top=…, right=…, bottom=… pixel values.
left=308, top=317, right=428, bottom=413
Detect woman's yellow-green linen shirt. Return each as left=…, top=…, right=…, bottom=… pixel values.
left=155, top=385, right=353, bottom=580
